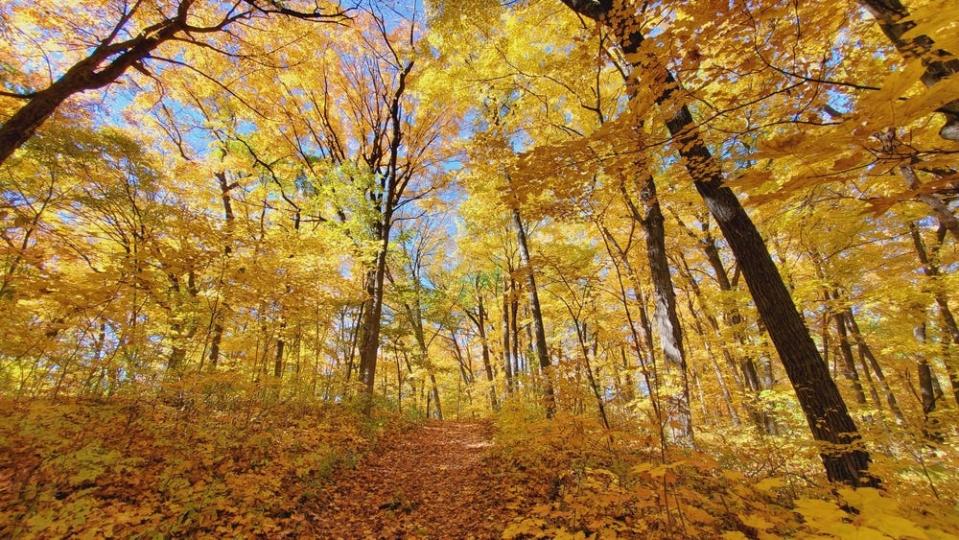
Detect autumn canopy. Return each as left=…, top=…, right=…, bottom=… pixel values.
left=1, top=0, right=959, bottom=537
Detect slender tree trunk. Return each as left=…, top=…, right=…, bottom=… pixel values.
left=914, top=321, right=941, bottom=439
left=510, top=277, right=521, bottom=377
left=512, top=208, right=556, bottom=417
left=450, top=330, right=474, bottom=387
left=621, top=179, right=693, bottom=442
left=910, top=223, right=959, bottom=406
left=684, top=291, right=740, bottom=426
left=274, top=331, right=285, bottom=379
left=598, top=225, right=667, bottom=446
left=503, top=278, right=514, bottom=392
left=344, top=303, right=364, bottom=390
left=476, top=293, right=499, bottom=410
left=166, top=271, right=198, bottom=372
left=575, top=323, right=611, bottom=431
left=209, top=172, right=237, bottom=369
left=675, top=243, right=755, bottom=427
left=845, top=310, right=905, bottom=421
left=670, top=208, right=779, bottom=430
left=429, top=371, right=443, bottom=420
left=834, top=308, right=868, bottom=405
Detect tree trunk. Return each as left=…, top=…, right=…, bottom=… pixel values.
left=621, top=179, right=693, bottom=443
left=910, top=222, right=959, bottom=406
left=576, top=323, right=611, bottom=431
left=858, top=0, right=959, bottom=141
left=512, top=208, right=556, bottom=417
left=476, top=293, right=499, bottom=410
left=683, top=289, right=740, bottom=426
left=834, top=309, right=868, bottom=405
left=510, top=277, right=521, bottom=376
left=670, top=208, right=776, bottom=431
left=845, top=309, right=905, bottom=421
left=503, top=278, right=514, bottom=392
left=695, top=176, right=873, bottom=485
left=274, top=333, right=285, bottom=379
left=0, top=21, right=187, bottom=165
left=209, top=172, right=237, bottom=369
left=357, top=235, right=390, bottom=404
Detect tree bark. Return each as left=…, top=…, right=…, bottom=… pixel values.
left=909, top=222, right=959, bottom=406
left=858, top=0, right=959, bottom=141
left=834, top=308, right=868, bottom=405
left=621, top=179, right=693, bottom=443
left=208, top=172, right=237, bottom=369
left=274, top=330, right=286, bottom=379
left=512, top=208, right=556, bottom=416
left=503, top=277, right=514, bottom=392
left=845, top=309, right=905, bottom=421
left=357, top=239, right=390, bottom=400
left=475, top=292, right=499, bottom=409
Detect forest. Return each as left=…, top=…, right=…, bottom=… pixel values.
left=1, top=0, right=958, bottom=537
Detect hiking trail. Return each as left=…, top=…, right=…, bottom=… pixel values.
left=307, top=421, right=521, bottom=539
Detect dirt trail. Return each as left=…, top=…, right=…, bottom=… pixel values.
left=306, top=421, right=518, bottom=539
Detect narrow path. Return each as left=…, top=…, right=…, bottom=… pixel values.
left=306, top=421, right=518, bottom=539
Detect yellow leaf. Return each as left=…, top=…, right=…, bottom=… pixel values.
left=740, top=514, right=774, bottom=531
left=754, top=477, right=785, bottom=492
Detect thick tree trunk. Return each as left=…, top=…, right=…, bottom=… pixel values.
left=512, top=208, right=556, bottom=416
left=357, top=238, right=390, bottom=403
left=694, top=175, right=873, bottom=485
left=0, top=21, right=186, bottom=165
left=558, top=0, right=875, bottom=486
left=858, top=0, right=959, bottom=141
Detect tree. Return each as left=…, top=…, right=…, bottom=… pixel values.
left=0, top=0, right=348, bottom=165
left=556, top=0, right=876, bottom=487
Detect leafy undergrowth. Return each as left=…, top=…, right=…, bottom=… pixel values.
left=493, top=402, right=959, bottom=540
left=0, top=377, right=389, bottom=538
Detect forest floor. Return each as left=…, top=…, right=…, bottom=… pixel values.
left=305, top=420, right=529, bottom=539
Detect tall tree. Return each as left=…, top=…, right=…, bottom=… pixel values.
left=557, top=0, right=875, bottom=486
left=512, top=208, right=556, bottom=417
left=0, top=0, right=347, bottom=165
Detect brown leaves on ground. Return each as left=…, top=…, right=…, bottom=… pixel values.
left=305, top=421, right=536, bottom=539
